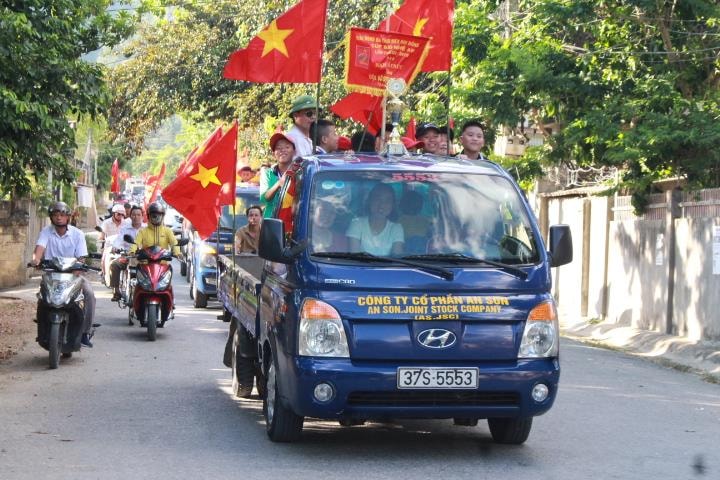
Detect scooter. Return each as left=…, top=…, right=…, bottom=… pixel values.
left=124, top=235, right=187, bottom=341
left=29, top=257, right=100, bottom=369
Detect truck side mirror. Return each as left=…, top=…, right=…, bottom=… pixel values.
left=548, top=225, right=572, bottom=267
left=258, top=218, right=306, bottom=264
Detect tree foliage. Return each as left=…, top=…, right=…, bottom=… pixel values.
left=0, top=0, right=141, bottom=197
left=453, top=0, right=720, bottom=209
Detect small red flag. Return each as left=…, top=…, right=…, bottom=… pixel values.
left=406, top=117, right=417, bottom=141
left=162, top=122, right=238, bottom=239
left=223, top=0, right=328, bottom=83
left=110, top=159, right=120, bottom=194
left=377, top=0, right=455, bottom=72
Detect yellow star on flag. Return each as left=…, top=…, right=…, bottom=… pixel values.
left=258, top=20, right=294, bottom=58
left=190, top=163, right=222, bottom=188
left=413, top=18, right=429, bottom=37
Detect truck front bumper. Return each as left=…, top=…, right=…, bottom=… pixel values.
left=277, top=356, right=560, bottom=420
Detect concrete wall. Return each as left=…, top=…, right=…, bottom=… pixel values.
left=548, top=196, right=585, bottom=325
left=673, top=218, right=720, bottom=340
left=0, top=199, right=46, bottom=288
left=606, top=220, right=668, bottom=332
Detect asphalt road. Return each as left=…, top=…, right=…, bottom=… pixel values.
left=1, top=263, right=718, bottom=480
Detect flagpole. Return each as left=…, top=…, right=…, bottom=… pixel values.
left=445, top=73, right=452, bottom=156
left=313, top=0, right=330, bottom=152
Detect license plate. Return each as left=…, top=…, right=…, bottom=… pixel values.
left=397, top=367, right=479, bottom=389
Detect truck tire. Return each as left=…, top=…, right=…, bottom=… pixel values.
left=232, top=344, right=255, bottom=398
left=264, top=361, right=303, bottom=442
left=193, top=281, right=208, bottom=308
left=488, top=417, right=532, bottom=445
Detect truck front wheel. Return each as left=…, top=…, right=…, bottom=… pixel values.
left=488, top=417, right=532, bottom=444
left=263, top=361, right=303, bottom=442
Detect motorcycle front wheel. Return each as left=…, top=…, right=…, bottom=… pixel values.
left=146, top=305, right=158, bottom=341
left=48, top=320, right=66, bottom=369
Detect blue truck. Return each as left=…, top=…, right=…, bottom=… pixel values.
left=182, top=185, right=259, bottom=308
left=218, top=153, right=572, bottom=443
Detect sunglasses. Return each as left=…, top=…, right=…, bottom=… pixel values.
left=302, top=110, right=316, bottom=118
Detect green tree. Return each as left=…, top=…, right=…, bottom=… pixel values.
left=452, top=0, right=720, bottom=210
left=0, top=0, right=140, bottom=197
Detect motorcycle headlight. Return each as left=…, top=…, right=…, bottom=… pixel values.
left=298, top=299, right=349, bottom=358
left=136, top=269, right=152, bottom=290
left=45, top=273, right=83, bottom=307
left=519, top=301, right=559, bottom=358
left=157, top=270, right=172, bottom=290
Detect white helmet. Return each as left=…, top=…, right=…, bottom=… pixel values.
left=111, top=204, right=126, bottom=215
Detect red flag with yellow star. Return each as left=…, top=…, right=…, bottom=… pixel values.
left=162, top=122, right=238, bottom=239
left=223, top=0, right=328, bottom=83
left=377, top=0, right=454, bottom=72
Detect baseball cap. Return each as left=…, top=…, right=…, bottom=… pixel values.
left=289, top=95, right=318, bottom=115
left=401, top=137, right=424, bottom=150
left=416, top=122, right=441, bottom=138
left=269, top=132, right=296, bottom=151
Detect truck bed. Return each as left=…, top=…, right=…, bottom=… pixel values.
left=217, top=254, right=265, bottom=337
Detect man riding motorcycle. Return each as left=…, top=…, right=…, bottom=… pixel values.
left=32, top=201, right=96, bottom=348
left=109, top=205, right=145, bottom=301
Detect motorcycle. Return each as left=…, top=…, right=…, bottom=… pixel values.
left=29, top=257, right=100, bottom=369
left=124, top=235, right=188, bottom=341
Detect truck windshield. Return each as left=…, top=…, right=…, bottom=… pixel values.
left=308, top=171, right=540, bottom=265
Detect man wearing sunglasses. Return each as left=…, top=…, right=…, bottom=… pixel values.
left=286, top=94, right=317, bottom=157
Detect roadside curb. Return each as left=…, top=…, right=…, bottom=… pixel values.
left=561, top=321, right=720, bottom=384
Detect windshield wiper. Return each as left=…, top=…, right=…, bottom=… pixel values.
left=401, top=253, right=528, bottom=280
left=312, top=251, right=454, bottom=281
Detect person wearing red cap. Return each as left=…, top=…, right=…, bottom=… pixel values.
left=260, top=132, right=296, bottom=218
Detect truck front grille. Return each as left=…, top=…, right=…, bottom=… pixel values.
left=347, top=391, right=519, bottom=407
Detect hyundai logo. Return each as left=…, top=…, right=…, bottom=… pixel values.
left=417, top=329, right=457, bottom=349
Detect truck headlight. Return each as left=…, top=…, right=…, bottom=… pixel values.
left=299, top=299, right=349, bottom=358
left=518, top=301, right=559, bottom=358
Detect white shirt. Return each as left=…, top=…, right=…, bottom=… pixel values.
left=101, top=217, right=124, bottom=237
left=286, top=125, right=313, bottom=157
left=346, top=217, right=404, bottom=256
left=113, top=223, right=146, bottom=250
left=36, top=225, right=88, bottom=259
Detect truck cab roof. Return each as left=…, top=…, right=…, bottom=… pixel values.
left=302, top=153, right=505, bottom=176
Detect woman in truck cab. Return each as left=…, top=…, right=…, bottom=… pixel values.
left=346, top=183, right=404, bottom=256
left=310, top=199, right=347, bottom=253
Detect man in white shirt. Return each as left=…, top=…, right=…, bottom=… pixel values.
left=109, top=205, right=145, bottom=301
left=99, top=203, right=127, bottom=282
left=32, top=201, right=96, bottom=348
left=285, top=95, right=317, bottom=157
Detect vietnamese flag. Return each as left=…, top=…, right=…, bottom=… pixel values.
left=162, top=122, right=238, bottom=239
left=177, top=126, right=223, bottom=177
left=377, top=0, right=455, bottom=72
left=223, top=0, right=328, bottom=83
left=110, top=159, right=120, bottom=194
left=330, top=93, right=384, bottom=136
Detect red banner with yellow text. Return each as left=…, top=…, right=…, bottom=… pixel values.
left=344, top=28, right=429, bottom=96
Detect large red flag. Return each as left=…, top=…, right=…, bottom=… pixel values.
left=330, top=93, right=384, bottom=136
left=177, top=126, right=223, bottom=177
left=162, top=123, right=238, bottom=239
left=110, top=159, right=120, bottom=194
left=223, top=0, right=328, bottom=83
left=377, top=0, right=454, bottom=72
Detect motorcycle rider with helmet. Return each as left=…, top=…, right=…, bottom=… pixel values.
left=131, top=202, right=180, bottom=257
left=31, top=201, right=97, bottom=348
left=109, top=204, right=145, bottom=301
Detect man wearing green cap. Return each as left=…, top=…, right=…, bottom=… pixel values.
left=286, top=94, right=317, bottom=157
